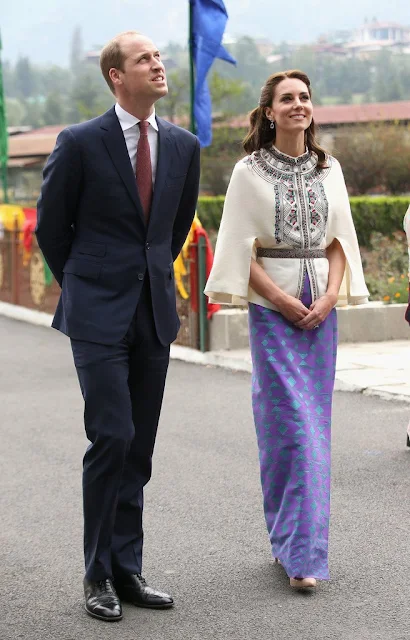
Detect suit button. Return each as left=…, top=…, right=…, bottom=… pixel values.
left=145, top=242, right=150, bottom=249
left=138, top=273, right=144, bottom=281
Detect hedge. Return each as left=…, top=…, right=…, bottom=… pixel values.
left=349, top=197, right=410, bottom=247
left=197, top=195, right=410, bottom=247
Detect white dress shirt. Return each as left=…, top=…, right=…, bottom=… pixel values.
left=114, top=102, right=159, bottom=185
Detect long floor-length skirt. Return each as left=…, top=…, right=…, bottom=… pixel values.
left=248, top=276, right=338, bottom=580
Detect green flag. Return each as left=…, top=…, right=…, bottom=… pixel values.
left=0, top=30, right=8, bottom=203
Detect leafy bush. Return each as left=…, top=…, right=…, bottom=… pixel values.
left=330, top=123, right=410, bottom=195
left=332, top=127, right=385, bottom=194
left=197, top=196, right=226, bottom=230
left=350, top=196, right=410, bottom=246
left=200, top=126, right=244, bottom=195
left=360, top=232, right=409, bottom=301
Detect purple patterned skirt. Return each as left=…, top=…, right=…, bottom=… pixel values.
left=248, top=276, right=338, bottom=580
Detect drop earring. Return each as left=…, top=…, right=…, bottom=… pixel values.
left=270, top=120, right=275, bottom=130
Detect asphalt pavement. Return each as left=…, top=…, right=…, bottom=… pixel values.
left=1, top=316, right=409, bottom=640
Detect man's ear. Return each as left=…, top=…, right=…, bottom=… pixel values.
left=109, top=68, right=121, bottom=87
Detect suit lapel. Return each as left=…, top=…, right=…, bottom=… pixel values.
left=100, top=107, right=145, bottom=223
left=148, top=117, right=172, bottom=230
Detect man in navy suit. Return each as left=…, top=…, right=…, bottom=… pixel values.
left=36, top=31, right=200, bottom=622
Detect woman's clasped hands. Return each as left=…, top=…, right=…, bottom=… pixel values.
left=277, top=292, right=337, bottom=330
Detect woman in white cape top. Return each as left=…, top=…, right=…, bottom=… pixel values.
left=205, top=69, right=368, bottom=590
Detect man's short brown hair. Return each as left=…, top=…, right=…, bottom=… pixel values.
left=100, top=31, right=141, bottom=94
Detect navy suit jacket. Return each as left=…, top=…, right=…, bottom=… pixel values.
left=36, top=106, right=200, bottom=346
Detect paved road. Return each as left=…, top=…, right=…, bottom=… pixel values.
left=1, top=316, right=409, bottom=640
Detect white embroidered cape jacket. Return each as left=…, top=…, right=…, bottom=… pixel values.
left=205, top=146, right=369, bottom=310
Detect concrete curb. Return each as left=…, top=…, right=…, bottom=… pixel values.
left=0, top=301, right=54, bottom=327
left=170, top=344, right=253, bottom=373
left=333, top=379, right=410, bottom=403
left=1, top=302, right=409, bottom=403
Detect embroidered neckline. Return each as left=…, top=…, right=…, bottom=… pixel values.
left=254, top=146, right=318, bottom=175
left=270, top=145, right=310, bottom=166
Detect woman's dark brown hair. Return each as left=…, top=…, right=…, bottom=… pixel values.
left=243, top=69, right=328, bottom=168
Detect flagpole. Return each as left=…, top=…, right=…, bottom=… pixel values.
left=188, top=1, right=196, bottom=135
left=0, top=30, right=8, bottom=204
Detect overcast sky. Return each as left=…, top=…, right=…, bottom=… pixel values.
left=2, top=0, right=409, bottom=65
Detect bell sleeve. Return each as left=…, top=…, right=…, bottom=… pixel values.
left=403, top=206, right=410, bottom=324
left=326, top=159, right=369, bottom=305
left=204, top=159, right=258, bottom=305
left=403, top=205, right=410, bottom=279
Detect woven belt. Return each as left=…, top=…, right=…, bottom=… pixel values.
left=256, top=248, right=326, bottom=259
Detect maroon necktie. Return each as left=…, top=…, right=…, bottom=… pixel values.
left=136, top=120, right=152, bottom=222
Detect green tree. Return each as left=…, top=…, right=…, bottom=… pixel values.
left=22, top=98, right=44, bottom=128
left=200, top=126, right=245, bottom=195
left=15, top=56, right=36, bottom=99
left=348, top=57, right=372, bottom=95
left=226, top=36, right=270, bottom=95
left=5, top=97, right=25, bottom=126
left=278, top=41, right=291, bottom=57
left=3, top=60, right=16, bottom=97
left=69, top=64, right=113, bottom=122
left=208, top=72, right=245, bottom=114
left=373, top=51, right=404, bottom=102
left=157, top=68, right=246, bottom=124
left=43, top=92, right=65, bottom=125
left=156, top=68, right=189, bottom=122
left=39, top=65, right=72, bottom=97
left=288, top=47, right=317, bottom=79
left=339, top=87, right=353, bottom=105
left=70, top=26, right=84, bottom=73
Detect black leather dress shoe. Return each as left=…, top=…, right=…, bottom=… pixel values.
left=114, top=573, right=174, bottom=609
left=84, top=578, right=123, bottom=621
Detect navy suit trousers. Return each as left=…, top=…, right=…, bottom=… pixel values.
left=70, top=279, right=170, bottom=581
